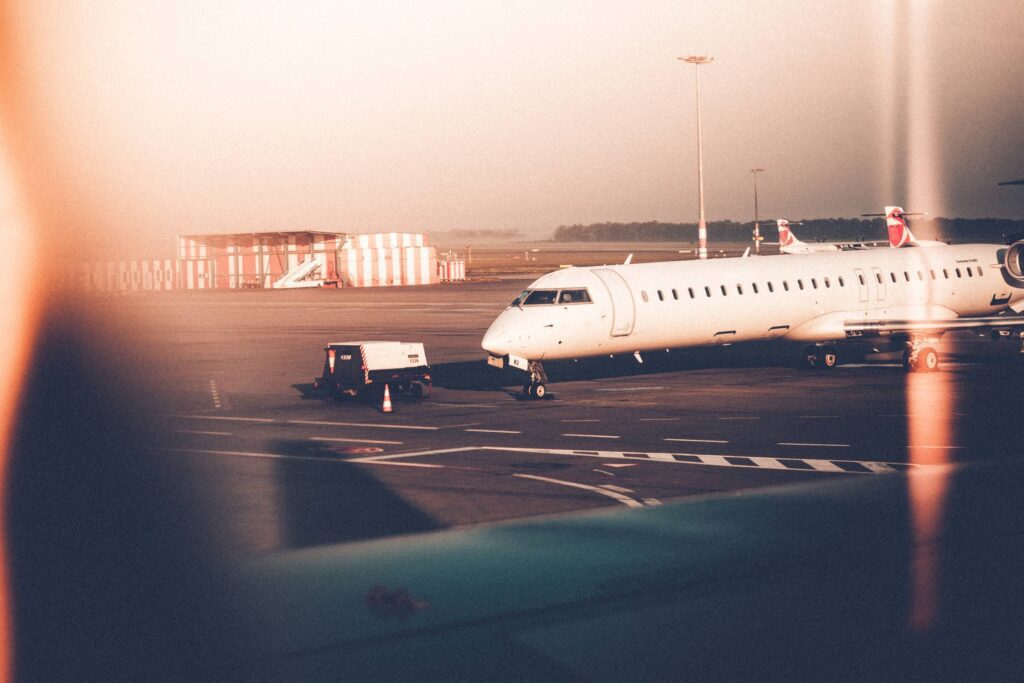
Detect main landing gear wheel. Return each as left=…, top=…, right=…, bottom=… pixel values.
left=803, top=347, right=838, bottom=369
left=904, top=346, right=939, bottom=373
left=523, top=383, right=547, bottom=399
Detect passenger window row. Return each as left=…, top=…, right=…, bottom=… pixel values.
left=640, top=263, right=982, bottom=303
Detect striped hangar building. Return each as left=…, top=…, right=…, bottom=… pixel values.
left=82, top=230, right=444, bottom=292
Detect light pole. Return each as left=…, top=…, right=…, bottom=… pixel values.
left=679, top=55, right=713, bottom=259
left=750, top=167, right=765, bottom=254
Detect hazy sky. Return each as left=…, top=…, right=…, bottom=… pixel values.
left=3, top=1, right=1024, bottom=244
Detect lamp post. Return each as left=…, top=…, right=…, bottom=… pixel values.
left=751, top=167, right=765, bottom=254
left=679, top=55, right=713, bottom=259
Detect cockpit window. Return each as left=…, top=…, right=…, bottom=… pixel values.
left=510, top=290, right=530, bottom=307
left=523, top=289, right=559, bottom=305
left=558, top=289, right=592, bottom=304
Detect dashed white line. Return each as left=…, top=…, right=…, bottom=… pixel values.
left=798, top=415, right=838, bottom=419
left=642, top=499, right=663, bottom=506
left=561, top=419, right=601, bottom=423
left=174, top=415, right=273, bottom=423
left=465, top=428, right=522, bottom=435
left=310, top=437, right=403, bottom=445
left=175, top=430, right=231, bottom=436
left=664, top=437, right=729, bottom=444
left=594, top=387, right=664, bottom=393
left=805, top=460, right=847, bottom=473
left=639, top=418, right=681, bottom=422
left=208, top=380, right=222, bottom=409
left=599, top=484, right=635, bottom=494
left=513, top=474, right=644, bottom=508
left=778, top=442, right=851, bottom=448
left=718, top=416, right=760, bottom=421
left=288, top=419, right=439, bottom=431
left=562, top=433, right=621, bottom=439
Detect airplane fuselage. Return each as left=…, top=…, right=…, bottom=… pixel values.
left=482, top=245, right=1024, bottom=362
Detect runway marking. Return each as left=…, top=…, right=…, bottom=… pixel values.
left=799, top=415, right=838, bottom=419
left=639, top=418, right=681, bottom=422
left=430, top=402, right=498, bottom=408
left=208, top=380, right=222, bottom=409
left=175, top=430, right=231, bottom=436
left=642, top=499, right=663, bottom=506
left=594, top=387, right=664, bottom=393
left=718, top=416, right=760, bottom=421
left=512, top=474, right=644, bottom=509
left=594, top=469, right=616, bottom=477
left=562, top=433, right=621, bottom=439
left=600, top=484, right=634, bottom=494
left=174, top=415, right=274, bottom=423
left=352, top=445, right=917, bottom=476
left=162, top=447, right=442, bottom=468
left=664, top=437, right=729, bottom=444
left=465, top=428, right=522, bottom=434
left=601, top=463, right=637, bottom=468
left=778, top=442, right=851, bottom=448
left=310, top=436, right=404, bottom=445
left=287, top=419, right=439, bottom=431
left=917, top=445, right=965, bottom=450
left=561, top=419, right=601, bottom=423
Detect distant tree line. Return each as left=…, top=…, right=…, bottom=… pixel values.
left=552, top=218, right=1024, bottom=244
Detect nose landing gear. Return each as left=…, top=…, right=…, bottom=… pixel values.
left=522, top=361, right=549, bottom=400
left=902, top=341, right=940, bottom=373
left=803, top=345, right=839, bottom=369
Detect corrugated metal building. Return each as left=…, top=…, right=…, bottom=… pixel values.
left=176, top=230, right=439, bottom=290
left=78, top=230, right=443, bottom=293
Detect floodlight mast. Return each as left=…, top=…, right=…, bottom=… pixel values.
left=751, top=167, right=765, bottom=254
left=679, top=55, right=714, bottom=259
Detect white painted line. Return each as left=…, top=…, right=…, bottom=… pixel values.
left=355, top=460, right=445, bottom=469
left=718, top=416, right=760, bottom=421
left=917, top=445, right=965, bottom=450
left=594, top=387, right=664, bottom=393
left=561, top=419, right=601, bottom=423
left=664, top=437, right=729, bottom=444
left=160, top=447, right=445, bottom=467
left=697, top=455, right=731, bottom=467
left=748, top=456, right=788, bottom=470
left=646, top=453, right=677, bottom=462
left=594, top=469, right=616, bottom=477
left=351, top=446, right=483, bottom=463
left=639, top=418, right=681, bottom=422
left=173, top=415, right=274, bottom=423
left=288, top=419, right=439, bottom=431
left=310, top=437, right=403, bottom=445
left=863, top=462, right=897, bottom=473
left=642, top=499, right=663, bottom=506
left=465, top=428, right=522, bottom=435
left=513, top=474, right=644, bottom=508
left=601, top=463, right=637, bottom=468
left=600, top=484, right=635, bottom=494
left=562, top=433, right=621, bottom=439
left=805, top=460, right=847, bottom=473
left=430, top=403, right=498, bottom=409
left=798, top=415, right=838, bottom=419
left=175, top=430, right=231, bottom=436
left=778, top=442, right=851, bottom=448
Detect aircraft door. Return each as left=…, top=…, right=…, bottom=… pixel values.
left=854, top=268, right=869, bottom=303
left=592, top=268, right=636, bottom=337
left=871, top=267, right=886, bottom=301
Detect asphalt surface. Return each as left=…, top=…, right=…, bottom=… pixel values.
left=92, top=280, right=1024, bottom=556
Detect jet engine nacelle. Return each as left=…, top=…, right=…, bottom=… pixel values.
left=1004, top=241, right=1024, bottom=285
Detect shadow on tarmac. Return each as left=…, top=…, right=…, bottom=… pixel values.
left=429, top=341, right=875, bottom=392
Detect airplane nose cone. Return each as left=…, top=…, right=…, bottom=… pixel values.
left=481, top=317, right=513, bottom=356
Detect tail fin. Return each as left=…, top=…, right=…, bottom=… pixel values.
left=885, top=206, right=919, bottom=248
left=777, top=219, right=801, bottom=247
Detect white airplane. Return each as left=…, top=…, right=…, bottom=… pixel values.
left=777, top=220, right=841, bottom=254
left=868, top=206, right=946, bottom=248
left=482, top=211, right=1024, bottom=398
left=777, top=218, right=890, bottom=254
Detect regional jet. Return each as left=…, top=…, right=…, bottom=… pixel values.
left=483, top=208, right=1024, bottom=398
left=777, top=220, right=841, bottom=254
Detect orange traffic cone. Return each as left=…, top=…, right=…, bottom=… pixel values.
left=381, top=384, right=393, bottom=413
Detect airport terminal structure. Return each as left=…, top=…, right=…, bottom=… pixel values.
left=79, top=230, right=467, bottom=292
